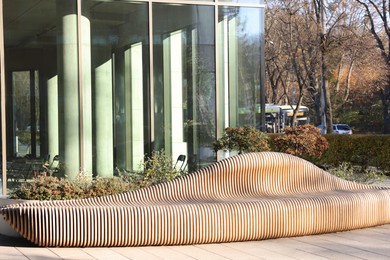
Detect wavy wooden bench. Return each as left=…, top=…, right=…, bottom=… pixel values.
left=1, top=152, right=390, bottom=247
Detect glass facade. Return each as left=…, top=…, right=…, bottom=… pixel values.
left=153, top=4, right=216, bottom=171
left=217, top=6, right=264, bottom=129
left=0, top=0, right=265, bottom=194
left=85, top=1, right=150, bottom=175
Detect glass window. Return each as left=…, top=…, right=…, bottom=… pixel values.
left=1, top=0, right=265, bottom=189
left=4, top=0, right=73, bottom=187
left=153, top=3, right=216, bottom=171
left=12, top=70, right=40, bottom=158
left=85, top=1, right=150, bottom=174
left=217, top=6, right=264, bottom=130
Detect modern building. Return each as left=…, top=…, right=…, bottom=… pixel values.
left=0, top=0, right=265, bottom=194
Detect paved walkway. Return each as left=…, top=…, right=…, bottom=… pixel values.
left=0, top=224, right=389, bottom=260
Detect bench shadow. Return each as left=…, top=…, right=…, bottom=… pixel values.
left=0, top=234, right=35, bottom=247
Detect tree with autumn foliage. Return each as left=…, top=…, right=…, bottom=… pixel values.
left=265, top=0, right=389, bottom=133
left=273, top=125, right=329, bottom=157
left=354, top=0, right=390, bottom=133
left=326, top=1, right=387, bottom=132
left=265, top=0, right=348, bottom=130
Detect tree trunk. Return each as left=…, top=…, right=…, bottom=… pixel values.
left=325, top=79, right=333, bottom=133
left=292, top=95, right=304, bottom=126
left=335, top=55, right=344, bottom=93
left=343, top=59, right=354, bottom=103
left=318, top=0, right=332, bottom=134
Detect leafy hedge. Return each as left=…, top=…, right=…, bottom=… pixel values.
left=270, top=134, right=390, bottom=174
left=317, top=134, right=390, bottom=173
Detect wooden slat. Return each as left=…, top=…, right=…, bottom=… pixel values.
left=1, top=152, right=390, bottom=247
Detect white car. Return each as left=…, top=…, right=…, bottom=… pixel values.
left=333, top=124, right=352, bottom=134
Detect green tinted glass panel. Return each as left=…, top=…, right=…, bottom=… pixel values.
left=85, top=0, right=150, bottom=173
left=217, top=6, right=264, bottom=128
left=153, top=3, right=216, bottom=171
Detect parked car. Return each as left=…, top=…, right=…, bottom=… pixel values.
left=333, top=124, right=352, bottom=134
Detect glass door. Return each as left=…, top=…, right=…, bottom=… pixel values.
left=12, top=70, right=40, bottom=158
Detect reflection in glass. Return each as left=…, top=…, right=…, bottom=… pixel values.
left=218, top=6, right=264, bottom=132
left=153, top=4, right=216, bottom=171
left=1, top=0, right=265, bottom=191
left=4, top=0, right=60, bottom=189
left=86, top=1, right=149, bottom=173
left=12, top=71, right=40, bottom=158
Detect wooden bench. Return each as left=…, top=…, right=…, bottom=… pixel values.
left=1, top=152, right=390, bottom=247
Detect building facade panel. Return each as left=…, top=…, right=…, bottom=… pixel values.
left=0, top=0, right=264, bottom=194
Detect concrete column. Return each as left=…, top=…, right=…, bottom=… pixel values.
left=80, top=10, right=93, bottom=178
left=94, top=49, right=113, bottom=177
left=217, top=18, right=231, bottom=160
left=163, top=30, right=187, bottom=162
left=228, top=17, right=238, bottom=128
left=124, top=48, right=132, bottom=170
left=57, top=1, right=80, bottom=179
left=57, top=2, right=92, bottom=179
left=163, top=36, right=172, bottom=156
left=130, top=43, right=144, bottom=171
left=47, top=75, right=59, bottom=161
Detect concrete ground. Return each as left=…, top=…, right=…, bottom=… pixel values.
left=0, top=224, right=389, bottom=260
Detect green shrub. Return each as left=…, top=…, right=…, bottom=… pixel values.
left=328, top=162, right=385, bottom=184
left=11, top=175, right=89, bottom=200
left=11, top=149, right=185, bottom=200
left=273, top=125, right=329, bottom=158
left=314, top=134, right=390, bottom=174
left=84, top=177, right=137, bottom=197
left=10, top=175, right=142, bottom=200
left=213, top=126, right=270, bottom=154
left=141, top=150, right=182, bottom=187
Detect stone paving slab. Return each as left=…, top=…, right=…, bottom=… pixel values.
left=0, top=224, right=389, bottom=260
